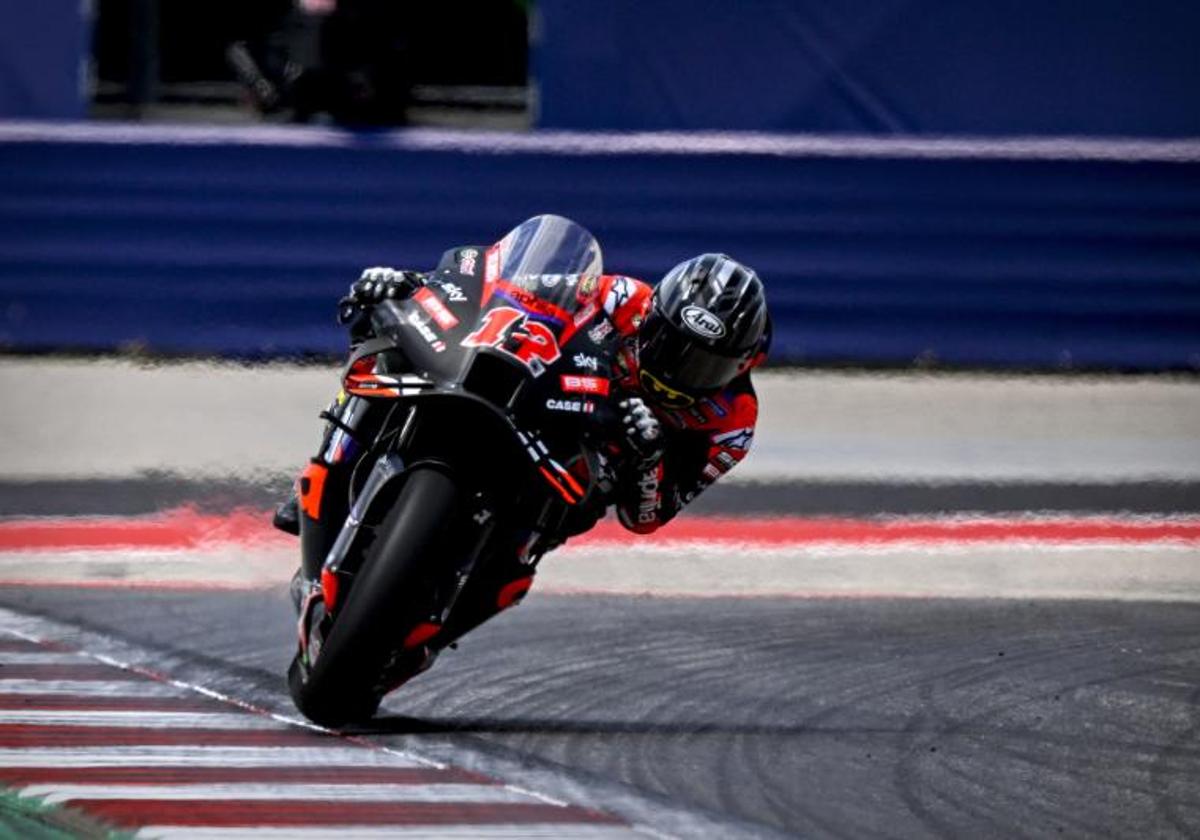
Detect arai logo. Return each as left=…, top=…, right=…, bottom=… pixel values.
left=681, top=305, right=726, bottom=339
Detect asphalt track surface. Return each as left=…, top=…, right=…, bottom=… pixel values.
left=2, top=581, right=1199, bottom=839
left=2, top=361, right=1199, bottom=836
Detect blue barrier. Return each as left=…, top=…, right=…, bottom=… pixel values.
left=0, top=1, right=88, bottom=119
left=0, top=124, right=1198, bottom=369
left=537, top=0, right=1200, bottom=137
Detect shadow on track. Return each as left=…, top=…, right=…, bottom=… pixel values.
left=345, top=714, right=900, bottom=738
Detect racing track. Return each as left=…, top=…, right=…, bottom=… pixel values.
left=2, top=581, right=1200, bottom=838
left=1, top=360, right=1199, bottom=837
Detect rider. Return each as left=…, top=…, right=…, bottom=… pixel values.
left=275, top=251, right=769, bottom=538
left=276, top=229, right=769, bottom=663
left=592, top=253, right=769, bottom=534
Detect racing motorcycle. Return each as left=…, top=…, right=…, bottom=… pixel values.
left=288, top=215, right=625, bottom=727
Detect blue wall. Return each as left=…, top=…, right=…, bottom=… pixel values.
left=536, top=1, right=1200, bottom=137
left=1, top=127, right=1198, bottom=369
left=0, top=1, right=88, bottom=119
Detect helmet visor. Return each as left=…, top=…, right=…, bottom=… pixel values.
left=638, top=310, right=744, bottom=397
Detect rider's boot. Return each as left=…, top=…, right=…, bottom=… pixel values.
left=273, top=492, right=301, bottom=536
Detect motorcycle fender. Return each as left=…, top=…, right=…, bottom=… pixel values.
left=322, top=453, right=408, bottom=580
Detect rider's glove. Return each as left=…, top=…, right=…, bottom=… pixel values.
left=337, top=267, right=424, bottom=324
left=619, top=397, right=663, bottom=467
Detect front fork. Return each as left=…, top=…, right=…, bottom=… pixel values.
left=294, top=389, right=397, bottom=668
left=297, top=452, right=503, bottom=671
left=294, top=392, right=501, bottom=665
left=298, top=389, right=387, bottom=583
left=293, top=390, right=559, bottom=668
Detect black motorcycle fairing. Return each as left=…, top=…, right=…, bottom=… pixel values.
left=291, top=216, right=632, bottom=725
left=433, top=244, right=489, bottom=278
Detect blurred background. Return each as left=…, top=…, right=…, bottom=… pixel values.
left=0, top=0, right=1197, bottom=368
left=1, top=9, right=1199, bottom=835
left=87, top=0, right=529, bottom=128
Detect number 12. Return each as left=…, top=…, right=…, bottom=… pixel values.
left=462, top=306, right=561, bottom=374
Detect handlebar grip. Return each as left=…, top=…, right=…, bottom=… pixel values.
left=369, top=299, right=407, bottom=338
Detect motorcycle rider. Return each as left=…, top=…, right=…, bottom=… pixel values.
left=277, top=251, right=768, bottom=537
left=277, top=230, right=768, bottom=656
left=582, top=254, right=769, bottom=535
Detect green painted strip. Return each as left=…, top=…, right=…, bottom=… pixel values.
left=0, top=787, right=133, bottom=840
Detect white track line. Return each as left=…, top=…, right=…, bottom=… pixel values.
left=0, top=711, right=287, bottom=729
left=0, top=746, right=424, bottom=768
left=23, top=783, right=535, bottom=805
left=0, top=680, right=188, bottom=696
left=135, top=827, right=643, bottom=839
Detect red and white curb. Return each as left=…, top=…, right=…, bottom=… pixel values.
left=4, top=509, right=1200, bottom=554
left=0, top=629, right=647, bottom=838
left=0, top=508, right=1197, bottom=600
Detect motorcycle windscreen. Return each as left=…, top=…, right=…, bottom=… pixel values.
left=379, top=216, right=605, bottom=388
left=488, top=214, right=606, bottom=331
left=496, top=214, right=603, bottom=281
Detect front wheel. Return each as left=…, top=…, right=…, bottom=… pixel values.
left=289, top=466, right=461, bottom=727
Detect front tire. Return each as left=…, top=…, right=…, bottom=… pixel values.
left=289, top=466, right=460, bottom=727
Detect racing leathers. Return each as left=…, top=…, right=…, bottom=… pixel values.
left=285, top=247, right=763, bottom=660
left=341, top=259, right=762, bottom=535
left=592, top=274, right=763, bottom=534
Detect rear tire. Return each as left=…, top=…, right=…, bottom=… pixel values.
left=288, top=466, right=460, bottom=727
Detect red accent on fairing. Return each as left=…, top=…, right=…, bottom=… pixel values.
left=492, top=278, right=576, bottom=325
left=497, top=576, right=534, bottom=609
left=346, top=387, right=401, bottom=398
left=413, top=286, right=460, bottom=329
left=556, top=464, right=586, bottom=499
left=345, top=356, right=400, bottom=397
left=299, top=462, right=328, bottom=520
left=506, top=320, right=562, bottom=369
left=403, top=622, right=441, bottom=649
left=557, top=299, right=599, bottom=347
left=462, top=306, right=524, bottom=347
left=462, top=305, right=564, bottom=373
left=560, top=374, right=610, bottom=396
left=538, top=466, right=578, bottom=505
left=345, top=373, right=403, bottom=398
left=349, top=354, right=376, bottom=375
left=320, top=567, right=339, bottom=611
left=480, top=244, right=501, bottom=306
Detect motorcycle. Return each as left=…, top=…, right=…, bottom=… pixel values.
left=287, top=215, right=625, bottom=727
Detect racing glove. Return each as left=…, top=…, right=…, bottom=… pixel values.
left=337, top=267, right=425, bottom=324
left=619, top=397, right=664, bottom=468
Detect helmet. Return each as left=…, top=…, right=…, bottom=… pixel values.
left=637, top=254, right=767, bottom=407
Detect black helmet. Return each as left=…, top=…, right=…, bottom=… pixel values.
left=637, top=254, right=767, bottom=407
